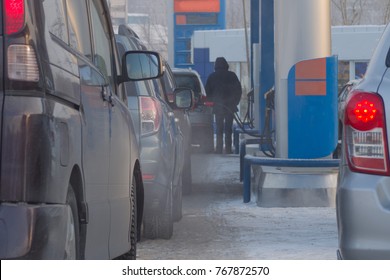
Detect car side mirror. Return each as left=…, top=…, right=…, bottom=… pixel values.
left=119, top=51, right=164, bottom=83
left=174, top=88, right=194, bottom=110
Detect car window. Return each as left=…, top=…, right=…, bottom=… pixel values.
left=66, top=0, right=92, bottom=58
left=116, top=36, right=133, bottom=55
left=161, top=64, right=177, bottom=102
left=163, top=64, right=176, bottom=94
left=152, top=79, right=166, bottom=100
left=90, top=0, right=114, bottom=90
left=136, top=81, right=152, bottom=97
left=175, top=74, right=201, bottom=95
left=43, top=0, right=68, bottom=43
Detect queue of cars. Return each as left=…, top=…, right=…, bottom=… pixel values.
left=336, top=23, right=390, bottom=259
left=0, top=0, right=165, bottom=259
left=115, top=24, right=194, bottom=239
left=0, top=0, right=199, bottom=260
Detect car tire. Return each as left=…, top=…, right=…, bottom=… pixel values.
left=64, top=185, right=80, bottom=260
left=144, top=189, right=173, bottom=240
left=115, top=176, right=137, bottom=260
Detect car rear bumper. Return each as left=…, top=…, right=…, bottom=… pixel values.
left=0, top=203, right=70, bottom=259
left=336, top=167, right=390, bottom=259
left=140, top=145, right=171, bottom=214
left=188, top=108, right=213, bottom=125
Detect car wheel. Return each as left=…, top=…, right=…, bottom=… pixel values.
left=64, top=185, right=80, bottom=259
left=116, top=176, right=137, bottom=259
left=143, top=189, right=173, bottom=240
left=182, top=155, right=192, bottom=195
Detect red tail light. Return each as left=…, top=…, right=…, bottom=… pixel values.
left=142, top=174, right=155, bottom=181
left=203, top=101, right=214, bottom=107
left=200, top=95, right=214, bottom=107
left=139, top=96, right=161, bottom=136
left=344, top=91, right=390, bottom=175
left=5, top=0, right=25, bottom=35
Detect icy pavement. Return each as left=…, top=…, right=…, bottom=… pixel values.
left=137, top=153, right=338, bottom=260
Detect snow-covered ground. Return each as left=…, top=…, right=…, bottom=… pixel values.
left=138, top=153, right=338, bottom=260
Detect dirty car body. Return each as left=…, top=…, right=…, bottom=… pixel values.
left=0, top=0, right=163, bottom=259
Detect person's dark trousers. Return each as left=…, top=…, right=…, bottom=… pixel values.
left=215, top=113, right=224, bottom=153
left=224, top=113, right=234, bottom=153
left=215, top=113, right=234, bottom=153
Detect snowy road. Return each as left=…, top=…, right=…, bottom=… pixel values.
left=138, top=153, right=338, bottom=260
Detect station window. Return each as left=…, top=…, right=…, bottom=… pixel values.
left=355, top=62, right=368, bottom=79
left=338, top=61, right=349, bottom=92
left=338, top=60, right=368, bottom=92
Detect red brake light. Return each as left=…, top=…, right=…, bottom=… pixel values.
left=199, top=94, right=213, bottom=106
left=5, top=0, right=25, bottom=35
left=140, top=96, right=161, bottom=135
left=344, top=91, right=390, bottom=175
left=346, top=91, right=383, bottom=131
left=204, top=101, right=214, bottom=107
left=142, top=174, right=155, bottom=181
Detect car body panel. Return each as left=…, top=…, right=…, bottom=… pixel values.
left=0, top=0, right=144, bottom=259
left=337, top=23, right=390, bottom=259
left=115, top=28, right=184, bottom=238
left=337, top=166, right=390, bottom=259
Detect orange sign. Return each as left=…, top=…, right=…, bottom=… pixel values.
left=295, top=58, right=327, bottom=96
left=174, top=0, right=220, bottom=13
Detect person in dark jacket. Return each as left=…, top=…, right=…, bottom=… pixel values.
left=205, top=57, right=242, bottom=154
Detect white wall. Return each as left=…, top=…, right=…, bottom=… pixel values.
left=193, top=25, right=386, bottom=63
left=193, top=29, right=248, bottom=62
left=332, top=25, right=385, bottom=61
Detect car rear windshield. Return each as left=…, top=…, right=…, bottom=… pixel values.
left=175, top=74, right=201, bottom=97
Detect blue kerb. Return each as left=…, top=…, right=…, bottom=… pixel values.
left=242, top=155, right=340, bottom=203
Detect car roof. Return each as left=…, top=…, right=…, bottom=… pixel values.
left=172, top=68, right=203, bottom=78
left=172, top=68, right=198, bottom=74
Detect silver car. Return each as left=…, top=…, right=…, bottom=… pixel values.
left=334, top=79, right=360, bottom=158
left=337, top=23, right=390, bottom=259
left=116, top=26, right=192, bottom=240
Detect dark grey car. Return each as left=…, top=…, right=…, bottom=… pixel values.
left=337, top=23, right=390, bottom=259
left=0, top=0, right=163, bottom=259
left=173, top=68, right=214, bottom=153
